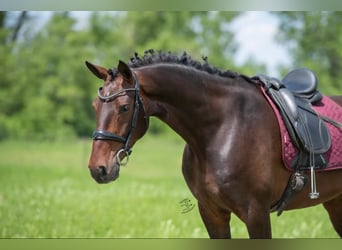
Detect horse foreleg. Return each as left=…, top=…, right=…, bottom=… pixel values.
left=323, top=194, right=342, bottom=237
left=198, top=202, right=231, bottom=238
left=243, top=199, right=272, bottom=238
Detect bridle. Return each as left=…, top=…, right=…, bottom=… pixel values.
left=92, top=70, right=147, bottom=167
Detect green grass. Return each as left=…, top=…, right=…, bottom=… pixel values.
left=0, top=135, right=339, bottom=238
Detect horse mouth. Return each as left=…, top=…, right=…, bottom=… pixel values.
left=90, top=162, right=120, bottom=184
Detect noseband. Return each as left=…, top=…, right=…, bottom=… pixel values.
left=92, top=71, right=147, bottom=166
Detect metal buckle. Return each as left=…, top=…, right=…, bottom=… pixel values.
left=115, top=148, right=130, bottom=167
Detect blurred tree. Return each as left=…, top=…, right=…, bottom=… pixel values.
left=87, top=12, right=241, bottom=68
left=1, top=11, right=267, bottom=140
left=10, top=11, right=27, bottom=42
left=274, top=12, right=342, bottom=95
left=0, top=12, right=25, bottom=139
left=1, top=12, right=96, bottom=140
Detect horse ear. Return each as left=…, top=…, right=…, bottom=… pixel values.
left=85, top=61, right=109, bottom=80
left=118, top=60, right=133, bottom=83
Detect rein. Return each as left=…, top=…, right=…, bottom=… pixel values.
left=92, top=71, right=147, bottom=167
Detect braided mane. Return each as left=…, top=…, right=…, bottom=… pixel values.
left=123, top=49, right=240, bottom=78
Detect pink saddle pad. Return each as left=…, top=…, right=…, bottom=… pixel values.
left=260, top=86, right=342, bottom=172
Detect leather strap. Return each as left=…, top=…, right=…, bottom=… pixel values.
left=92, top=130, right=126, bottom=143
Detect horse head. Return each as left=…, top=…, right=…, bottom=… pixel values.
left=86, top=60, right=149, bottom=183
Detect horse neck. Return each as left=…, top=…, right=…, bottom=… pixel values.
left=136, top=64, right=259, bottom=149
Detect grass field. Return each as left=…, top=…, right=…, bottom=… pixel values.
left=0, top=134, right=339, bottom=238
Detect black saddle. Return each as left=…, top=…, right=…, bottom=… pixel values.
left=282, top=68, right=323, bottom=103
left=256, top=68, right=331, bottom=170
left=258, top=68, right=333, bottom=216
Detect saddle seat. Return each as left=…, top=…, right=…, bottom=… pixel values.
left=282, top=68, right=323, bottom=103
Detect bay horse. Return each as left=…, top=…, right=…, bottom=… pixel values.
left=86, top=50, right=342, bottom=238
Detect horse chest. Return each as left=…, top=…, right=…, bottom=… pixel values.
left=182, top=163, right=222, bottom=202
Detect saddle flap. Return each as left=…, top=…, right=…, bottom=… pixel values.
left=279, top=88, right=298, bottom=120
left=295, top=98, right=332, bottom=154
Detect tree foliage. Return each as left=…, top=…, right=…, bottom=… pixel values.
left=2, top=11, right=342, bottom=141
left=274, top=12, right=342, bottom=95
left=1, top=11, right=251, bottom=140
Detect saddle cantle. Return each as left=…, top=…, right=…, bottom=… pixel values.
left=282, top=68, right=323, bottom=103
left=256, top=68, right=331, bottom=170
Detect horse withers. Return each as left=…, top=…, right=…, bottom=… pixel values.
left=86, top=50, right=342, bottom=238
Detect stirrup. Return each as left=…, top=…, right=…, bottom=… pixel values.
left=309, top=166, right=319, bottom=199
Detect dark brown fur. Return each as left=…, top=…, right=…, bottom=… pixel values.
left=86, top=51, right=342, bottom=238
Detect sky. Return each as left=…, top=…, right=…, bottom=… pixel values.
left=230, top=12, right=291, bottom=76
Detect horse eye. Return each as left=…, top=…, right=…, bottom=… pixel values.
left=119, top=104, right=130, bottom=113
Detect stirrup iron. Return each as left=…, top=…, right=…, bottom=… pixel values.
left=309, top=166, right=319, bottom=199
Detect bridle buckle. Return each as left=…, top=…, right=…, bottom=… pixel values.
left=115, top=148, right=130, bottom=167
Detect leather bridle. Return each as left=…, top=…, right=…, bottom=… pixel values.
left=92, top=71, right=147, bottom=166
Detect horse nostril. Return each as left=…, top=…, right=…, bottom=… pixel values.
left=98, top=166, right=107, bottom=177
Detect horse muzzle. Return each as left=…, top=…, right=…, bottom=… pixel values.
left=88, top=156, right=121, bottom=184
left=88, top=147, right=131, bottom=184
